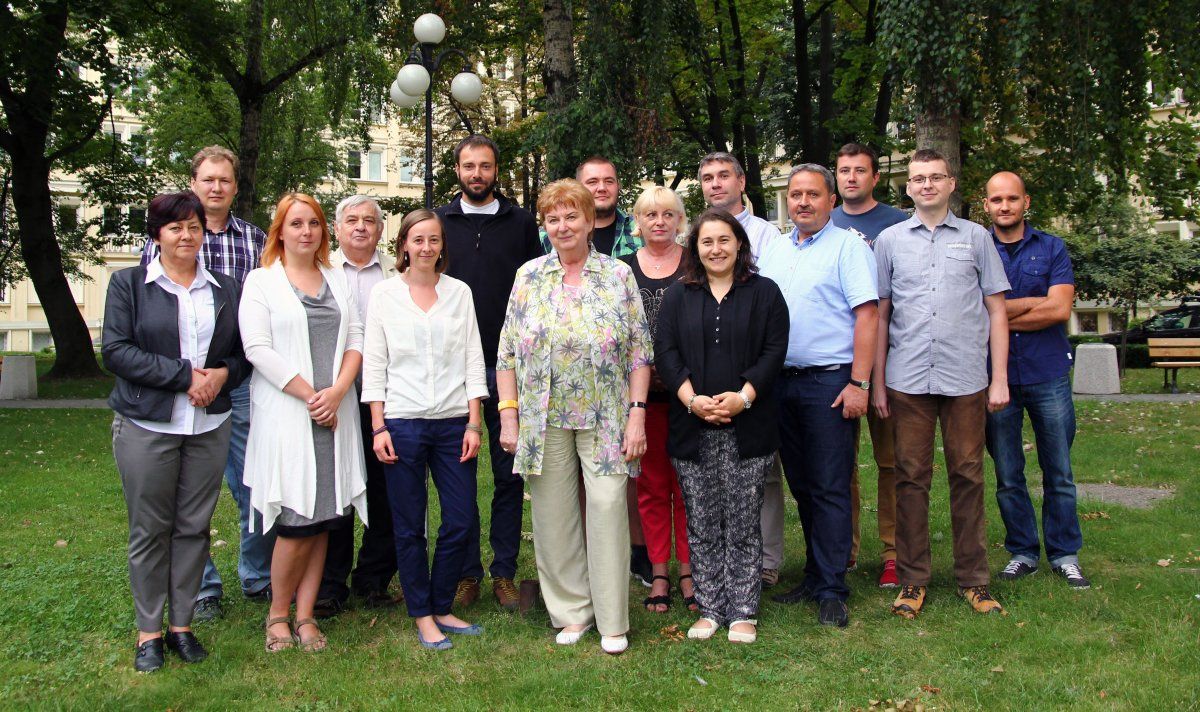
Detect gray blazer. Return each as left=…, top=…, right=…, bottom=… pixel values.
left=102, top=265, right=250, bottom=421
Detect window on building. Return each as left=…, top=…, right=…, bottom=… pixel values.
left=128, top=206, right=147, bottom=237
left=129, top=132, right=149, bottom=167
left=56, top=204, right=79, bottom=235
left=1077, top=312, right=1098, bottom=333
left=764, top=191, right=780, bottom=223
left=102, top=206, right=121, bottom=236
left=1109, top=311, right=1128, bottom=332
left=399, top=154, right=416, bottom=183
left=367, top=149, right=383, bottom=181
left=348, top=150, right=361, bottom=179
left=0, top=331, right=8, bottom=351
left=31, top=330, right=53, bottom=352
left=349, top=148, right=384, bottom=182
left=0, top=283, right=8, bottom=304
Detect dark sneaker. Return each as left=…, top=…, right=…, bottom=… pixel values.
left=892, top=584, right=926, bottom=619
left=244, top=586, right=272, bottom=602
left=313, top=597, right=344, bottom=619
left=192, top=596, right=223, bottom=623
left=493, top=577, right=520, bottom=611
left=761, top=568, right=780, bottom=589
left=998, top=559, right=1038, bottom=581
left=165, top=631, right=208, bottom=663
left=959, top=585, right=1004, bottom=614
left=454, top=577, right=481, bottom=608
left=1053, top=563, right=1091, bottom=589
left=771, top=579, right=817, bottom=605
left=817, top=599, right=849, bottom=627
left=630, top=545, right=653, bottom=588
left=134, top=638, right=164, bottom=673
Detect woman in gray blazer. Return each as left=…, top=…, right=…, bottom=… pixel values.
left=102, top=191, right=250, bottom=672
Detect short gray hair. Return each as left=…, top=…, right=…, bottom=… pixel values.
left=697, top=152, right=745, bottom=182
left=334, top=195, right=383, bottom=225
left=788, top=163, right=836, bottom=194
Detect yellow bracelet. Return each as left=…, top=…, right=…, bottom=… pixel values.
left=498, top=400, right=519, bottom=412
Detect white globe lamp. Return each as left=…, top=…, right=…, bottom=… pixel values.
left=450, top=72, right=483, bottom=105
left=413, top=14, right=446, bottom=45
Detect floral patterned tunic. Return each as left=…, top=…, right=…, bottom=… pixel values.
left=498, top=251, right=653, bottom=478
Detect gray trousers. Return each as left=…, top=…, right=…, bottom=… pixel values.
left=674, top=429, right=771, bottom=625
left=113, top=414, right=231, bottom=632
left=760, top=455, right=785, bottom=569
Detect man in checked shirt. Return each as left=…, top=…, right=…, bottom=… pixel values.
left=140, top=146, right=272, bottom=621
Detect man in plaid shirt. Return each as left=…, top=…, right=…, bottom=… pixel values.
left=140, top=146, right=271, bottom=621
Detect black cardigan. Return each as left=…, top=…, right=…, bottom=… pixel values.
left=653, top=274, right=790, bottom=461
left=102, top=265, right=251, bottom=422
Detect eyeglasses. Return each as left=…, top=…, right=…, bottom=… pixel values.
left=908, top=174, right=949, bottom=186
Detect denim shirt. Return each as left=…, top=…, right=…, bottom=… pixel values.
left=991, top=224, right=1075, bottom=386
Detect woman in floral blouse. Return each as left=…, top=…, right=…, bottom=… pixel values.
left=496, top=179, right=652, bottom=656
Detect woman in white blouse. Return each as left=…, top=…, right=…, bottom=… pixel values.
left=239, top=192, right=367, bottom=653
left=362, top=209, right=488, bottom=651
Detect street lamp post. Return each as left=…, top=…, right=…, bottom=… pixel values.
left=389, top=13, right=484, bottom=208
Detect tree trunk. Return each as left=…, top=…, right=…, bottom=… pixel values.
left=815, top=9, right=835, bottom=162
left=10, top=149, right=100, bottom=377
left=915, top=105, right=963, bottom=215
left=726, top=0, right=765, bottom=216
left=873, top=66, right=894, bottom=139
left=235, top=94, right=265, bottom=219
left=792, top=0, right=814, bottom=160
left=542, top=0, right=576, bottom=111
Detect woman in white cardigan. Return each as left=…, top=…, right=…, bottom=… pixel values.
left=239, top=192, right=367, bottom=653
left=362, top=209, right=489, bottom=651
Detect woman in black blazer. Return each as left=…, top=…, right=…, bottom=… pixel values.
left=653, top=209, right=789, bottom=644
left=102, top=191, right=250, bottom=672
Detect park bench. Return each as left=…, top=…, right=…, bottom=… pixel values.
left=1149, top=338, right=1200, bottom=393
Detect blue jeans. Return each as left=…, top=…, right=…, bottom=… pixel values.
left=462, top=369, right=523, bottom=580
left=196, top=381, right=276, bottom=599
left=384, top=417, right=478, bottom=617
left=985, top=375, right=1082, bottom=567
left=775, top=365, right=856, bottom=602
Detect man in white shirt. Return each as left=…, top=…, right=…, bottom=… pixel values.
left=314, top=195, right=400, bottom=617
left=698, top=151, right=786, bottom=588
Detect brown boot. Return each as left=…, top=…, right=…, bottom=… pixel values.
left=892, top=584, right=926, bottom=619
left=492, top=577, right=520, bottom=611
left=959, top=585, right=1004, bottom=615
left=454, top=577, right=480, bottom=608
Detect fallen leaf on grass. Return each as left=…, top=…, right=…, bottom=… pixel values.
left=212, top=539, right=227, bottom=548
left=521, top=531, right=534, bottom=541
left=990, top=665, right=1005, bottom=673
left=54, top=539, right=67, bottom=548
left=368, top=617, right=377, bottom=628
left=1016, top=621, right=1026, bottom=628
left=1136, top=583, right=1142, bottom=589
left=1100, top=690, right=1107, bottom=699
left=920, top=685, right=941, bottom=694
left=660, top=624, right=685, bottom=641
left=1157, top=559, right=1173, bottom=567
left=1080, top=511, right=1110, bottom=521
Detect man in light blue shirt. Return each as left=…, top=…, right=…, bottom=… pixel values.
left=757, top=164, right=879, bottom=628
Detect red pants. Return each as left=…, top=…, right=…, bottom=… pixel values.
left=637, top=402, right=690, bottom=564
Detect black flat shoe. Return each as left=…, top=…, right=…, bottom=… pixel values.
left=817, top=598, right=849, bottom=628
left=165, top=631, right=208, bottom=663
left=134, top=638, right=165, bottom=673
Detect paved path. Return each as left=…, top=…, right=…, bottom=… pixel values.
left=0, top=399, right=109, bottom=409
left=1072, top=393, right=1200, bottom=403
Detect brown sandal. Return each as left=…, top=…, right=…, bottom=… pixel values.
left=294, top=617, right=327, bottom=652
left=264, top=616, right=295, bottom=652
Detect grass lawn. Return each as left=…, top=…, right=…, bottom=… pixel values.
left=0, top=403, right=1197, bottom=710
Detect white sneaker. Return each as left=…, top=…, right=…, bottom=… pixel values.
left=600, top=634, right=628, bottom=655
left=727, top=619, right=757, bottom=644
left=554, top=623, right=593, bottom=645
left=687, top=617, right=720, bottom=640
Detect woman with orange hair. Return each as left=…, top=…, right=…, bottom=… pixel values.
left=239, top=193, right=368, bottom=653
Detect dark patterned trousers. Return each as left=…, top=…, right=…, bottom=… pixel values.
left=673, top=429, right=772, bottom=625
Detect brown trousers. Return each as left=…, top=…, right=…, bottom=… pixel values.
left=850, top=407, right=898, bottom=563
left=889, top=389, right=990, bottom=588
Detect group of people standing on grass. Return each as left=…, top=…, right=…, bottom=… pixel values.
left=103, top=136, right=1089, bottom=671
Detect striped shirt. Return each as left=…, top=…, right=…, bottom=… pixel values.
left=141, top=213, right=266, bottom=284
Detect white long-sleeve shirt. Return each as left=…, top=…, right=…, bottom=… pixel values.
left=360, top=274, right=489, bottom=419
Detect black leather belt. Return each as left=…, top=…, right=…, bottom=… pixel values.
left=782, top=364, right=849, bottom=377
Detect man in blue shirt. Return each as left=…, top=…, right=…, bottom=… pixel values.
left=982, top=171, right=1089, bottom=589
left=830, top=143, right=908, bottom=588
left=759, top=164, right=879, bottom=627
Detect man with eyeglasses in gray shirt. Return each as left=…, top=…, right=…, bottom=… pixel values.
left=873, top=148, right=1011, bottom=620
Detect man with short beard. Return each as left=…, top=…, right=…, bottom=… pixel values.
left=982, top=171, right=1089, bottom=590
left=435, top=135, right=543, bottom=611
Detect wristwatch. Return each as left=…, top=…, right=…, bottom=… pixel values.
left=853, top=379, right=871, bottom=391
left=738, top=389, right=752, bottom=410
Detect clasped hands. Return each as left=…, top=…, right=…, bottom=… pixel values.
left=306, top=385, right=346, bottom=430
left=690, top=391, right=746, bottom=424
left=187, top=367, right=228, bottom=408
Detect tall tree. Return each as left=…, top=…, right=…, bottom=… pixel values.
left=0, top=1, right=147, bottom=377
left=142, top=0, right=389, bottom=220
